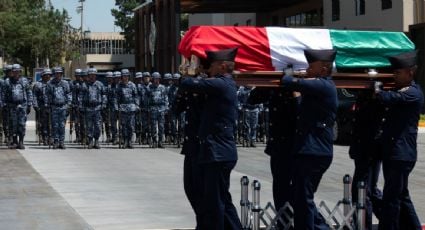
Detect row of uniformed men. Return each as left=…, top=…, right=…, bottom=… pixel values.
left=0, top=65, right=183, bottom=149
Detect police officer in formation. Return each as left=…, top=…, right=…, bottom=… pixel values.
left=148, top=72, right=168, bottom=148
left=180, top=48, right=242, bottom=230
left=115, top=69, right=139, bottom=148
left=79, top=68, right=106, bottom=149
left=0, top=65, right=12, bottom=144
left=281, top=49, right=338, bottom=229
left=33, top=68, right=52, bottom=145
left=237, top=85, right=261, bottom=147
left=134, top=72, right=144, bottom=143
left=374, top=51, right=423, bottom=230
left=167, top=73, right=181, bottom=144
left=45, top=67, right=71, bottom=149
left=70, top=69, right=83, bottom=143
left=103, top=71, right=114, bottom=143
left=140, top=72, right=152, bottom=144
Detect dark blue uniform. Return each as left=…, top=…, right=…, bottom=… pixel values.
left=250, top=87, right=299, bottom=221
left=349, top=91, right=384, bottom=230
left=376, top=83, right=423, bottom=230
left=282, top=75, right=337, bottom=230
left=180, top=73, right=241, bottom=230
left=173, top=81, right=204, bottom=228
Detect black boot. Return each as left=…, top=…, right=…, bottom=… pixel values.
left=59, top=142, right=66, bottom=149
left=250, top=141, right=256, bottom=148
left=88, top=139, right=94, bottom=149
left=9, top=136, right=18, bottom=149
left=18, top=136, right=25, bottom=149
left=158, top=142, right=164, bottom=148
left=94, top=139, right=100, bottom=149
left=53, top=140, right=59, bottom=149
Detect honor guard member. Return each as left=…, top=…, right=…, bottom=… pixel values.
left=134, top=72, right=143, bottom=143
left=79, top=68, right=107, bottom=149
left=45, top=67, right=71, bottom=149
left=4, top=64, right=33, bottom=149
left=140, top=72, right=152, bottom=144
left=148, top=72, right=168, bottom=148
left=281, top=49, right=337, bottom=230
left=70, top=69, right=83, bottom=143
left=103, top=71, right=114, bottom=142
left=375, top=51, right=423, bottom=230
left=173, top=61, right=208, bottom=228
left=349, top=90, right=384, bottom=230
left=180, top=48, right=242, bottom=230
left=33, top=68, right=52, bottom=145
left=114, top=69, right=139, bottom=148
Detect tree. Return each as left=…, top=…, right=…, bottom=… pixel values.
left=111, top=0, right=140, bottom=53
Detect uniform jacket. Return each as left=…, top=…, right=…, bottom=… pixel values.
left=376, top=83, right=424, bottom=161
left=32, top=81, right=48, bottom=109
left=45, top=79, right=72, bottom=109
left=349, top=91, right=384, bottom=160
left=148, top=84, right=168, bottom=112
left=282, top=76, right=337, bottom=157
left=180, top=74, right=238, bottom=163
left=79, top=81, right=107, bottom=112
left=114, top=81, right=140, bottom=112
left=3, top=77, right=33, bottom=108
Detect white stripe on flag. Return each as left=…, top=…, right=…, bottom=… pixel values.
left=266, top=27, right=333, bottom=71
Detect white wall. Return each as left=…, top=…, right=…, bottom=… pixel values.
left=189, top=13, right=256, bottom=27
left=323, top=0, right=411, bottom=31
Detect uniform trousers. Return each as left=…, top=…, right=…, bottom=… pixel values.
left=198, top=161, right=242, bottom=230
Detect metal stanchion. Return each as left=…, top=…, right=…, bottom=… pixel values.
left=240, top=176, right=250, bottom=229
left=356, top=181, right=366, bottom=230
left=343, top=174, right=352, bottom=218
left=252, top=180, right=261, bottom=230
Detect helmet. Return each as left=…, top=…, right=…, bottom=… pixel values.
left=74, top=69, right=82, bottom=76
left=172, top=73, right=181, bottom=80
left=88, top=68, right=97, bottom=75
left=42, top=68, right=52, bottom=76
left=81, top=70, right=88, bottom=76
left=3, top=65, right=13, bottom=73
left=53, top=67, right=63, bottom=73
left=114, top=71, right=122, bottom=78
left=12, top=64, right=22, bottom=72
left=142, top=72, right=151, bottom=77
left=163, top=73, right=172, bottom=80
left=152, top=72, right=161, bottom=79
left=135, top=72, right=143, bottom=78
left=121, top=69, right=130, bottom=76
left=106, top=71, right=113, bottom=78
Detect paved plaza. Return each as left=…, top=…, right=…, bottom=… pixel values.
left=0, top=123, right=424, bottom=229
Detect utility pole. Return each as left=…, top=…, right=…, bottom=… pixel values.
left=77, top=0, right=85, bottom=36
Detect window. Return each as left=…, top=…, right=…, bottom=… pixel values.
left=382, top=0, right=392, bottom=10
left=332, top=0, right=340, bottom=21
left=355, top=0, right=365, bottom=15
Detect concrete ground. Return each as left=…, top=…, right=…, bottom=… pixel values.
left=0, top=123, right=424, bottom=229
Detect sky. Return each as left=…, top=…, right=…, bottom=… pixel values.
left=50, top=0, right=121, bottom=32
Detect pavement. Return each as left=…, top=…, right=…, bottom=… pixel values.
left=0, top=123, right=424, bottom=229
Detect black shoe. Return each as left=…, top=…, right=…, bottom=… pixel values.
left=88, top=141, right=93, bottom=149
left=59, top=142, right=66, bottom=149
left=158, top=142, right=165, bottom=148
left=250, top=141, right=256, bottom=148
left=53, top=142, right=59, bottom=149
left=94, top=140, right=100, bottom=149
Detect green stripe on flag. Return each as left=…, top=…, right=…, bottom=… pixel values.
left=330, top=30, right=415, bottom=68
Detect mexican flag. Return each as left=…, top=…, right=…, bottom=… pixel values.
left=178, top=26, right=415, bottom=71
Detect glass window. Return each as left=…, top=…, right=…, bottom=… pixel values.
left=382, top=0, right=392, bottom=10
left=332, top=0, right=340, bottom=21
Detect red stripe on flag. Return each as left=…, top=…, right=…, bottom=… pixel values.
left=178, top=26, right=274, bottom=71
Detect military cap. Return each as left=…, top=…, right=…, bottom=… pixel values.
left=74, top=69, right=82, bottom=76
left=304, top=49, right=337, bottom=63
left=152, top=72, right=161, bottom=79
left=163, top=73, right=172, bottom=80
left=114, top=71, right=122, bottom=78
left=142, top=72, right=151, bottom=77
left=173, top=73, right=181, bottom=80
left=53, top=67, right=63, bottom=73
left=200, top=58, right=211, bottom=69
left=121, top=69, right=130, bottom=76
left=106, top=71, right=113, bottom=78
left=80, top=70, right=88, bottom=76
left=206, top=47, right=238, bottom=63
left=12, top=64, right=22, bottom=72
left=42, top=68, right=52, bottom=76
left=388, top=51, right=417, bottom=69
left=135, top=72, right=143, bottom=78
left=88, top=68, right=97, bottom=74
left=3, top=64, right=13, bottom=72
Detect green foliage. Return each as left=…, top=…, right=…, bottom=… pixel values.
left=421, top=114, right=425, bottom=122
left=0, top=0, right=79, bottom=76
left=111, top=0, right=139, bottom=52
